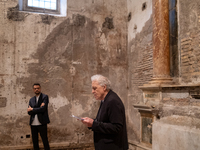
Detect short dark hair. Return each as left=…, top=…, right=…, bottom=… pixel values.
left=32, top=83, right=41, bottom=88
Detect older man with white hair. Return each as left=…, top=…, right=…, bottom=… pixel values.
left=81, top=74, right=128, bottom=150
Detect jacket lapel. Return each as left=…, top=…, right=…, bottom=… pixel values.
left=96, top=101, right=104, bottom=121
left=37, top=93, right=43, bottom=106
left=33, top=96, right=37, bottom=108
left=96, top=90, right=112, bottom=121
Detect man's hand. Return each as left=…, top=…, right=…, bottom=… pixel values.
left=81, top=117, right=94, bottom=127
left=27, top=105, right=33, bottom=112
left=40, top=103, right=45, bottom=107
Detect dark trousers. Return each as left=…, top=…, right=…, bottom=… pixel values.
left=31, top=124, right=50, bottom=150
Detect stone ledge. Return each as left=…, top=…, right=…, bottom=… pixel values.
left=139, top=83, right=200, bottom=90
left=0, top=142, right=94, bottom=150
left=129, top=140, right=152, bottom=150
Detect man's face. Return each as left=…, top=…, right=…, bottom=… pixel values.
left=33, top=85, right=41, bottom=96
left=92, top=81, right=106, bottom=100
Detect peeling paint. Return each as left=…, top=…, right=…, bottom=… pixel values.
left=7, top=5, right=28, bottom=21
left=128, top=12, right=132, bottom=21
left=102, top=17, right=114, bottom=29
left=50, top=93, right=70, bottom=112
left=0, top=97, right=7, bottom=107
left=17, top=15, right=97, bottom=98
left=72, top=61, right=82, bottom=65
left=41, top=15, right=55, bottom=25
left=73, top=14, right=86, bottom=27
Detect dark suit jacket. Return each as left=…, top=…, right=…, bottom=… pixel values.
left=91, top=90, right=128, bottom=150
left=28, top=93, right=50, bottom=125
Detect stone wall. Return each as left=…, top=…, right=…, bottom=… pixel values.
left=179, top=0, right=200, bottom=83
left=127, top=0, right=153, bottom=145
left=151, top=0, right=200, bottom=148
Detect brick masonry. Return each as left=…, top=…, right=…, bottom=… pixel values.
left=179, top=0, right=200, bottom=83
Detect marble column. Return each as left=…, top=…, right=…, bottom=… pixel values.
left=150, top=0, right=173, bottom=84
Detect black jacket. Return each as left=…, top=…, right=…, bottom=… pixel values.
left=92, top=90, right=128, bottom=150
left=28, top=93, right=50, bottom=125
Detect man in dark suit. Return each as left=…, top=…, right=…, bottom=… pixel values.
left=27, top=83, right=50, bottom=150
left=82, top=75, right=128, bottom=150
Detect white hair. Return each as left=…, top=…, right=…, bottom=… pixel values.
left=91, top=74, right=111, bottom=90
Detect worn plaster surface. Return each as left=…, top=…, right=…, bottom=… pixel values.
left=1, top=0, right=200, bottom=149
left=0, top=0, right=128, bottom=148
left=153, top=116, right=200, bottom=150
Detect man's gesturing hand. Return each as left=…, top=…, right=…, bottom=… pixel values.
left=81, top=117, right=94, bottom=127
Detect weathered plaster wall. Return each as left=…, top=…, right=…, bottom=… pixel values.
left=127, top=0, right=153, bottom=145
left=0, top=0, right=128, bottom=148
left=2, top=0, right=200, bottom=149
left=153, top=116, right=200, bottom=150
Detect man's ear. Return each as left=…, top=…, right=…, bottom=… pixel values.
left=103, top=85, right=107, bottom=91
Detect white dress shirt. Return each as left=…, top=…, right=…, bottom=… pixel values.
left=31, top=94, right=42, bottom=126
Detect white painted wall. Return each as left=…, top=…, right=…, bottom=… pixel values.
left=127, top=0, right=152, bottom=42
